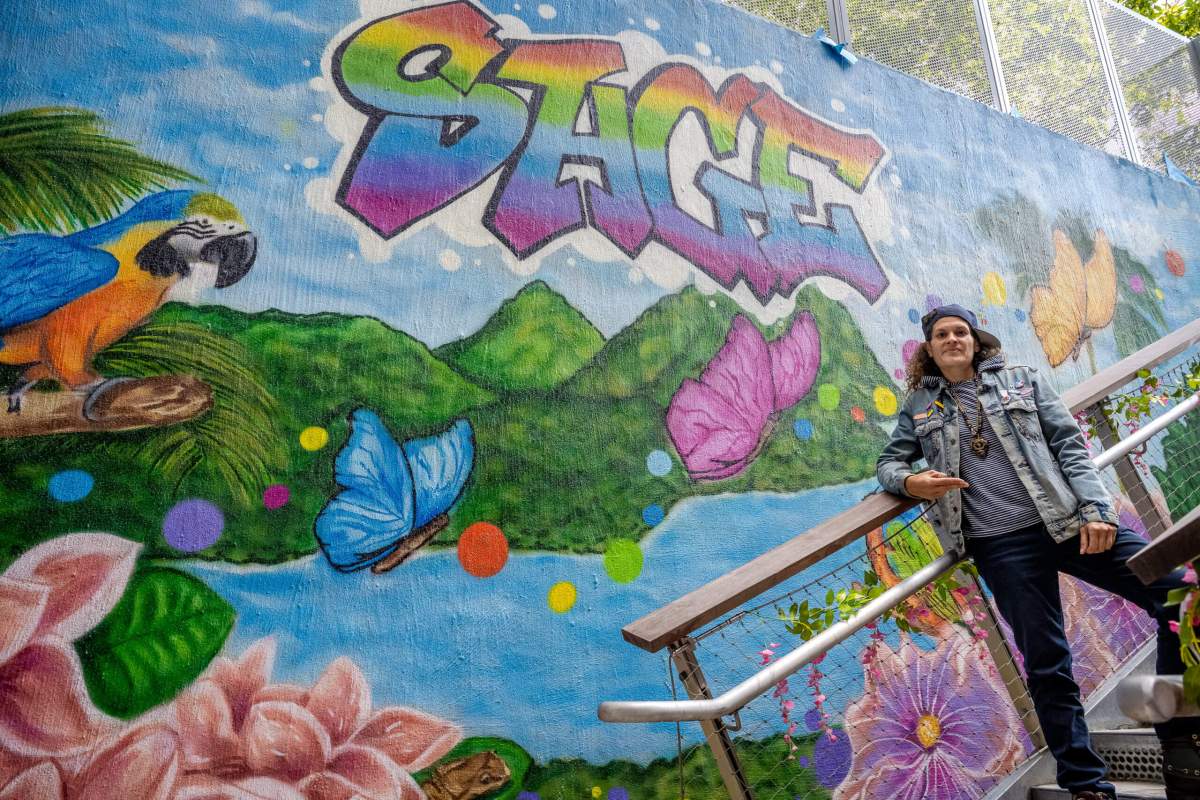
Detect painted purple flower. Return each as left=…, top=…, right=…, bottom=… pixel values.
left=834, top=636, right=1026, bottom=800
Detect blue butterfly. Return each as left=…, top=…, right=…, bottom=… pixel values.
left=315, top=409, right=475, bottom=573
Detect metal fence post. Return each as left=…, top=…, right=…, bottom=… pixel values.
left=965, top=568, right=1048, bottom=748
left=1084, top=0, right=1143, bottom=163
left=972, top=0, right=1012, bottom=112
left=1087, top=403, right=1173, bottom=538
left=1190, top=36, right=1200, bottom=93
left=671, top=640, right=754, bottom=800
left=825, top=0, right=850, bottom=44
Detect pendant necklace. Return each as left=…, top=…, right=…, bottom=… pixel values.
left=955, top=376, right=989, bottom=458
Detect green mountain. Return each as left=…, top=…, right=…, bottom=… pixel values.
left=435, top=280, right=605, bottom=392
left=0, top=284, right=898, bottom=564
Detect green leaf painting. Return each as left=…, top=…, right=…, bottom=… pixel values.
left=75, top=567, right=235, bottom=718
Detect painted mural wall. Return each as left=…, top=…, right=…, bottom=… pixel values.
left=2, top=0, right=1199, bottom=798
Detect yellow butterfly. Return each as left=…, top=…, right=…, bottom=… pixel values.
left=1030, top=229, right=1117, bottom=366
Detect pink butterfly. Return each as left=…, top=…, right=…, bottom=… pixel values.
left=666, top=312, right=820, bottom=481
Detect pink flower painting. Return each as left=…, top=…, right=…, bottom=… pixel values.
left=0, top=533, right=138, bottom=759
left=0, top=534, right=463, bottom=800
left=835, top=636, right=1026, bottom=800
left=170, top=638, right=462, bottom=799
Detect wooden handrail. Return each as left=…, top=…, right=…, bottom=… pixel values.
left=622, top=317, right=1200, bottom=653
left=1128, top=506, right=1200, bottom=585
left=1060, top=317, right=1200, bottom=411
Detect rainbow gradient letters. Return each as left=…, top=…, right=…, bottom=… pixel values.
left=334, top=0, right=890, bottom=304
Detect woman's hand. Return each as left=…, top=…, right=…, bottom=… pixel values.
left=903, top=470, right=969, bottom=501
left=1078, top=521, right=1116, bottom=554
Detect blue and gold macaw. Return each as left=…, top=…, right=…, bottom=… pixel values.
left=0, top=190, right=256, bottom=414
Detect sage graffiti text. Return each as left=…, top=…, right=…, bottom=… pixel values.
left=333, top=1, right=890, bottom=303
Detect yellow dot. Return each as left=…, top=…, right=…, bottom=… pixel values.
left=1155, top=288, right=1165, bottom=301
left=299, top=426, right=329, bottom=451
left=981, top=271, right=1007, bottom=306
left=592, top=788, right=602, bottom=799
left=873, top=386, right=898, bottom=416
left=547, top=581, right=577, bottom=613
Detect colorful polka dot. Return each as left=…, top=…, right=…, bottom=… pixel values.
left=163, top=499, right=225, bottom=553
left=873, top=387, right=897, bottom=416
left=604, top=539, right=644, bottom=584
left=548, top=581, right=577, bottom=613
left=299, top=426, right=329, bottom=451
left=646, top=449, right=672, bottom=476
left=262, top=484, right=290, bottom=509
left=1166, top=250, right=1186, bottom=277
left=608, top=789, right=629, bottom=800
left=981, top=271, right=1007, bottom=305
left=893, top=368, right=906, bottom=380
left=48, top=470, right=93, bottom=503
left=642, top=504, right=665, bottom=526
left=1129, top=274, right=1145, bottom=293
left=457, top=522, right=509, bottom=577
left=817, top=384, right=840, bottom=410
left=1155, top=288, right=1164, bottom=301
left=591, top=787, right=602, bottom=799
left=907, top=308, right=920, bottom=324
left=850, top=405, right=866, bottom=423
left=793, top=418, right=813, bottom=440
left=1014, top=308, right=1027, bottom=322
left=924, top=294, right=943, bottom=312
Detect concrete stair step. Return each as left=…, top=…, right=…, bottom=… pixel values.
left=1028, top=780, right=1165, bottom=799
left=1028, top=730, right=1165, bottom=800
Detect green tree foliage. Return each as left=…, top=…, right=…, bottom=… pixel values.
left=1116, top=0, right=1200, bottom=37
left=0, top=107, right=196, bottom=234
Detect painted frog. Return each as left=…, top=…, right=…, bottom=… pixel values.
left=420, top=751, right=511, bottom=800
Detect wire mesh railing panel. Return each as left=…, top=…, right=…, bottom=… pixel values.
left=722, top=0, right=829, bottom=37
left=672, top=507, right=1036, bottom=799
left=987, top=0, right=1128, bottom=156
left=844, top=0, right=995, bottom=105
left=1099, top=0, right=1200, bottom=181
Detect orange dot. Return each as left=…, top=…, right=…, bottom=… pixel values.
left=851, top=406, right=866, bottom=423
left=458, top=522, right=509, bottom=578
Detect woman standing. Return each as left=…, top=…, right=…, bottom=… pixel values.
left=876, top=304, right=1199, bottom=800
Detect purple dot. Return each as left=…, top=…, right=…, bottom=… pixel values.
left=798, top=756, right=810, bottom=767
left=517, top=794, right=540, bottom=800
left=608, top=790, right=629, bottom=800
left=163, top=499, right=225, bottom=553
left=813, top=731, right=852, bottom=788
left=1129, top=274, right=1145, bottom=293
left=901, top=339, right=921, bottom=362
left=893, top=368, right=906, bottom=380
left=263, top=484, right=290, bottom=509
left=804, top=707, right=823, bottom=731
left=925, top=294, right=943, bottom=312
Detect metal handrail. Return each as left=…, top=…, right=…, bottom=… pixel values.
left=599, top=392, right=1200, bottom=724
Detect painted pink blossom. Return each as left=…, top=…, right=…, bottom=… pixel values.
left=0, top=533, right=138, bottom=759
left=835, top=636, right=1026, bottom=800
left=170, top=638, right=462, bottom=799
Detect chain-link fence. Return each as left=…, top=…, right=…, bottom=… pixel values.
left=721, top=0, right=1199, bottom=180
left=652, top=355, right=1200, bottom=799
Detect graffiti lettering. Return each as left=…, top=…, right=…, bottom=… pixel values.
left=334, top=0, right=890, bottom=303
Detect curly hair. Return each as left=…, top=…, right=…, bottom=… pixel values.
left=904, top=336, right=1003, bottom=392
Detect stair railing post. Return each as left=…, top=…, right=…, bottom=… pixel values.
left=670, top=639, right=754, bottom=800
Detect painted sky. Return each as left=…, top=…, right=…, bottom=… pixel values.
left=4, top=0, right=1199, bottom=376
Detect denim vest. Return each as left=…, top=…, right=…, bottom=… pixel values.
left=876, top=355, right=1120, bottom=556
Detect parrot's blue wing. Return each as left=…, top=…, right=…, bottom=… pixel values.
left=0, top=234, right=119, bottom=331
left=403, top=418, right=475, bottom=529
left=315, top=409, right=416, bottom=572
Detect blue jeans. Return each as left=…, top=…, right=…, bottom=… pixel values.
left=967, top=522, right=1192, bottom=794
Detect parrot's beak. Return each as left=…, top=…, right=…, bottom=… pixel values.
left=203, top=232, right=258, bottom=288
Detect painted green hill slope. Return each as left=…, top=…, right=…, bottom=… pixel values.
left=435, top=280, right=605, bottom=391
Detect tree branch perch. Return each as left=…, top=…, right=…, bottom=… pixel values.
left=0, top=376, right=213, bottom=438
